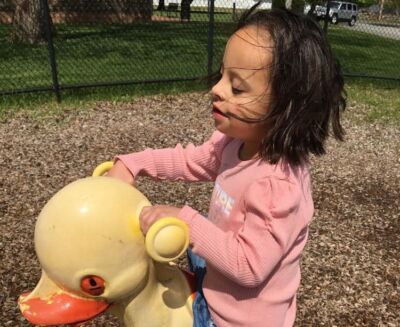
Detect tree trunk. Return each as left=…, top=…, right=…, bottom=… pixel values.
left=285, top=0, right=292, bottom=9
left=378, top=0, right=385, bottom=21
left=273, top=0, right=285, bottom=9
left=12, top=0, right=48, bottom=44
left=180, top=0, right=192, bottom=21
left=157, top=0, right=166, bottom=11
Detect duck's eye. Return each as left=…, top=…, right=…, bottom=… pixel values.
left=80, top=275, right=105, bottom=296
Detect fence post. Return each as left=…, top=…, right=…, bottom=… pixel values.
left=41, top=0, right=61, bottom=102
left=207, top=0, right=215, bottom=86
left=323, top=0, right=331, bottom=34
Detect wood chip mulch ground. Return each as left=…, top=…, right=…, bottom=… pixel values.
left=0, top=92, right=399, bottom=326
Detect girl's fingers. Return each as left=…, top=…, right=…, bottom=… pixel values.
left=139, top=205, right=182, bottom=234
left=106, top=160, right=135, bottom=185
left=139, top=206, right=154, bottom=234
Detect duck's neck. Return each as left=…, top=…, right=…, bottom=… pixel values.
left=112, top=262, right=193, bottom=327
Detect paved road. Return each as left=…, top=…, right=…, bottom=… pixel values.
left=343, top=22, right=400, bottom=40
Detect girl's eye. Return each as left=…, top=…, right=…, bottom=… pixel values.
left=232, top=87, right=243, bottom=94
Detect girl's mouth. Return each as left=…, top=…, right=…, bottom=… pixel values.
left=212, top=107, right=229, bottom=119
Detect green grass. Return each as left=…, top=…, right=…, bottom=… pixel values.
left=0, top=21, right=232, bottom=90
left=0, top=80, right=210, bottom=120
left=0, top=19, right=399, bottom=125
left=326, top=25, right=400, bottom=124
left=2, top=76, right=398, bottom=126
left=345, top=78, right=400, bottom=124
left=327, top=25, right=400, bottom=78
left=0, top=19, right=234, bottom=117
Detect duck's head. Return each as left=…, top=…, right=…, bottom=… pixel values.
left=19, top=172, right=189, bottom=326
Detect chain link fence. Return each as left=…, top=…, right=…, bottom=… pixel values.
left=0, top=0, right=399, bottom=101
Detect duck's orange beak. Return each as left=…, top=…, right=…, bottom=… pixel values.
left=19, top=270, right=110, bottom=326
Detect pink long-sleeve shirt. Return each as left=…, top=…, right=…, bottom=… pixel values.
left=117, top=131, right=314, bottom=327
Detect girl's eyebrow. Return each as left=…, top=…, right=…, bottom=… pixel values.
left=228, top=65, right=266, bottom=91
left=228, top=70, right=250, bottom=88
left=221, top=64, right=251, bottom=88
left=221, top=62, right=265, bottom=73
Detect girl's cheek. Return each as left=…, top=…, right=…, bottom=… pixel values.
left=231, top=103, right=244, bottom=114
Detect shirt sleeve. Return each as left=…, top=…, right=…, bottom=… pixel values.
left=115, top=131, right=229, bottom=182
left=178, top=177, right=307, bottom=287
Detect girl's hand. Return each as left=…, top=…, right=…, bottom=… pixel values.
left=106, top=160, right=135, bottom=186
left=140, top=205, right=182, bottom=234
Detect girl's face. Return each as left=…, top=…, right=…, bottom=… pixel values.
left=211, top=25, right=273, bottom=146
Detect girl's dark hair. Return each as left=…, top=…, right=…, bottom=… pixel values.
left=236, top=6, right=346, bottom=165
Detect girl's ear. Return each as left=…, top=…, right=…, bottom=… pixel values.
left=145, top=217, right=189, bottom=262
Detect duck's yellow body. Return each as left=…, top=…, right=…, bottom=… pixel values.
left=19, top=164, right=194, bottom=326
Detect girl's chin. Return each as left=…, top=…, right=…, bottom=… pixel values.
left=213, top=117, right=225, bottom=126
left=214, top=124, right=230, bottom=136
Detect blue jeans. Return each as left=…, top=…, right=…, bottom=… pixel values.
left=187, top=248, right=217, bottom=327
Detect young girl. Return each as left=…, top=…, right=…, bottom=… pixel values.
left=107, top=6, right=345, bottom=327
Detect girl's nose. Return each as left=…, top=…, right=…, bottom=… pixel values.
left=211, top=79, right=224, bottom=101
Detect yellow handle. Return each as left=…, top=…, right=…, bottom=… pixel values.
left=92, top=161, right=114, bottom=177
left=145, top=217, right=189, bottom=262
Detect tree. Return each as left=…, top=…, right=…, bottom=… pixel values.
left=272, top=0, right=285, bottom=8
left=12, top=0, right=49, bottom=44
left=379, top=0, right=385, bottom=20
left=304, top=0, right=323, bottom=16
left=157, top=0, right=165, bottom=11
left=392, top=0, right=400, bottom=15
left=180, top=0, right=193, bottom=21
